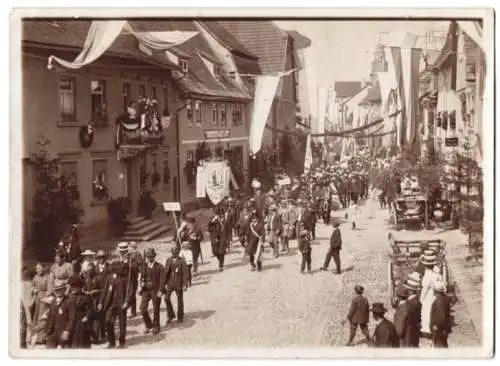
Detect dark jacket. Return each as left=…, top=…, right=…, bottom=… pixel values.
left=267, top=212, right=283, bottom=235
left=404, top=295, right=422, bottom=347
left=95, top=262, right=109, bottom=289
left=347, top=294, right=370, bottom=325
left=69, top=291, right=93, bottom=348
left=99, top=273, right=134, bottom=310
left=208, top=216, right=229, bottom=255
left=140, top=261, right=164, bottom=293
left=162, top=256, right=188, bottom=291
left=187, top=226, right=204, bottom=254
left=45, top=296, right=77, bottom=340
left=393, top=301, right=409, bottom=343
left=372, top=318, right=400, bottom=348
left=330, top=227, right=342, bottom=250
left=430, top=294, right=452, bottom=334
left=298, top=236, right=312, bottom=254
left=246, top=221, right=265, bottom=256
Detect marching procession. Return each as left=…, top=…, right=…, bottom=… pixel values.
left=21, top=167, right=453, bottom=350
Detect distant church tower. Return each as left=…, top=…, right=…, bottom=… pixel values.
left=369, top=44, right=388, bottom=85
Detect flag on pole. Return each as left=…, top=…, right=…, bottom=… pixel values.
left=248, top=69, right=296, bottom=155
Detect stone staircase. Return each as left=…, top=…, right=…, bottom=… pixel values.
left=121, top=216, right=171, bottom=242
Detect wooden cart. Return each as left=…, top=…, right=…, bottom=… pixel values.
left=387, top=235, right=456, bottom=308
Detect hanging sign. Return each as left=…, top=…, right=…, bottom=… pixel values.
left=163, top=202, right=181, bottom=212
left=277, top=177, right=291, bottom=186
left=445, top=137, right=459, bottom=147
left=204, top=129, right=230, bottom=140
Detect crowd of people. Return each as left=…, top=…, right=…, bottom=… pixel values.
left=20, top=169, right=452, bottom=350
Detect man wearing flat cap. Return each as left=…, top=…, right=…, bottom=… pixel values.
left=393, top=285, right=410, bottom=347
left=430, top=281, right=452, bottom=348
left=163, top=245, right=189, bottom=324
left=321, top=220, right=342, bottom=274
left=345, top=285, right=371, bottom=346
left=139, top=248, right=164, bottom=335
left=45, top=279, right=76, bottom=349
left=370, top=303, right=399, bottom=348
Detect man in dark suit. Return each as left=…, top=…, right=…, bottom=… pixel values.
left=370, top=303, right=399, bottom=348
left=345, top=285, right=371, bottom=346
left=45, top=279, right=77, bottom=349
left=321, top=221, right=342, bottom=274
left=93, top=250, right=109, bottom=343
left=403, top=273, right=422, bottom=347
left=208, top=207, right=229, bottom=272
left=163, top=246, right=189, bottom=324
left=97, top=261, right=133, bottom=348
left=184, top=217, right=204, bottom=274
left=266, top=204, right=283, bottom=258
left=247, top=213, right=266, bottom=272
left=393, top=286, right=410, bottom=347
left=430, top=281, right=452, bottom=348
left=139, top=248, right=164, bottom=335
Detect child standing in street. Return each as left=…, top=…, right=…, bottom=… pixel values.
left=179, top=241, right=193, bottom=287
left=298, top=229, right=312, bottom=274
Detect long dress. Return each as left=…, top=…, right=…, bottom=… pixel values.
left=31, top=274, right=50, bottom=342
left=420, top=268, right=442, bottom=334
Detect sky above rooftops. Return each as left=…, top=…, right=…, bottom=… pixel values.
left=275, top=20, right=449, bottom=86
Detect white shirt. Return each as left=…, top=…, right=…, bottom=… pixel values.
left=180, top=249, right=193, bottom=265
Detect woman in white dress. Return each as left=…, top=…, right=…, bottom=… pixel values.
left=419, top=251, right=443, bottom=335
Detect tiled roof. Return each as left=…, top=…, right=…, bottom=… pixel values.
left=360, top=82, right=381, bottom=104
left=129, top=20, right=251, bottom=101
left=334, top=81, right=362, bottom=98
left=22, top=19, right=251, bottom=101
left=217, top=21, right=289, bottom=96
left=22, top=20, right=179, bottom=69
left=198, top=21, right=258, bottom=59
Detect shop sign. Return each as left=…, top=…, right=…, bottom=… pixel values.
left=204, top=129, right=230, bottom=140
left=445, top=137, right=459, bottom=147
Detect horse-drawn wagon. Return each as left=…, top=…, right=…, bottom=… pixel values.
left=387, top=233, right=456, bottom=308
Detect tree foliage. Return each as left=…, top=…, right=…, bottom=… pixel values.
left=27, top=139, right=84, bottom=261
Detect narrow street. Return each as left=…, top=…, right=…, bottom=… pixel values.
left=115, top=200, right=480, bottom=348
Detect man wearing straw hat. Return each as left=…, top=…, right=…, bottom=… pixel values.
left=370, top=303, right=399, bottom=348
left=430, top=281, right=452, bottom=348
left=45, top=279, right=75, bottom=349
left=403, top=272, right=422, bottom=347
left=80, top=249, right=96, bottom=274
left=419, top=250, right=442, bottom=336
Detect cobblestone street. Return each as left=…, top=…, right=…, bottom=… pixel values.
left=110, top=200, right=481, bottom=349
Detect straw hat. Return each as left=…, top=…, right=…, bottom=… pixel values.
left=81, top=249, right=96, bottom=256
left=421, top=253, right=437, bottom=266
left=404, top=272, right=422, bottom=291
left=117, top=242, right=129, bottom=252
left=433, top=281, right=446, bottom=293
left=95, top=250, right=106, bottom=259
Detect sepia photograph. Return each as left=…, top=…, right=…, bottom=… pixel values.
left=9, top=7, right=494, bottom=358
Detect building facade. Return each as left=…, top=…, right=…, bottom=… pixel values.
left=22, top=20, right=179, bottom=242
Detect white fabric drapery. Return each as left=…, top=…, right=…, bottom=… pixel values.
left=317, top=87, right=328, bottom=135
left=303, top=134, right=312, bottom=172
left=248, top=69, right=296, bottom=155
left=48, top=20, right=127, bottom=70
left=47, top=20, right=198, bottom=70
left=457, top=21, right=484, bottom=53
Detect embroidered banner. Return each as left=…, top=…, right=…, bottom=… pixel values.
left=204, top=162, right=227, bottom=206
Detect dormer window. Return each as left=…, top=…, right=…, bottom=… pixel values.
left=179, top=59, right=189, bottom=73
